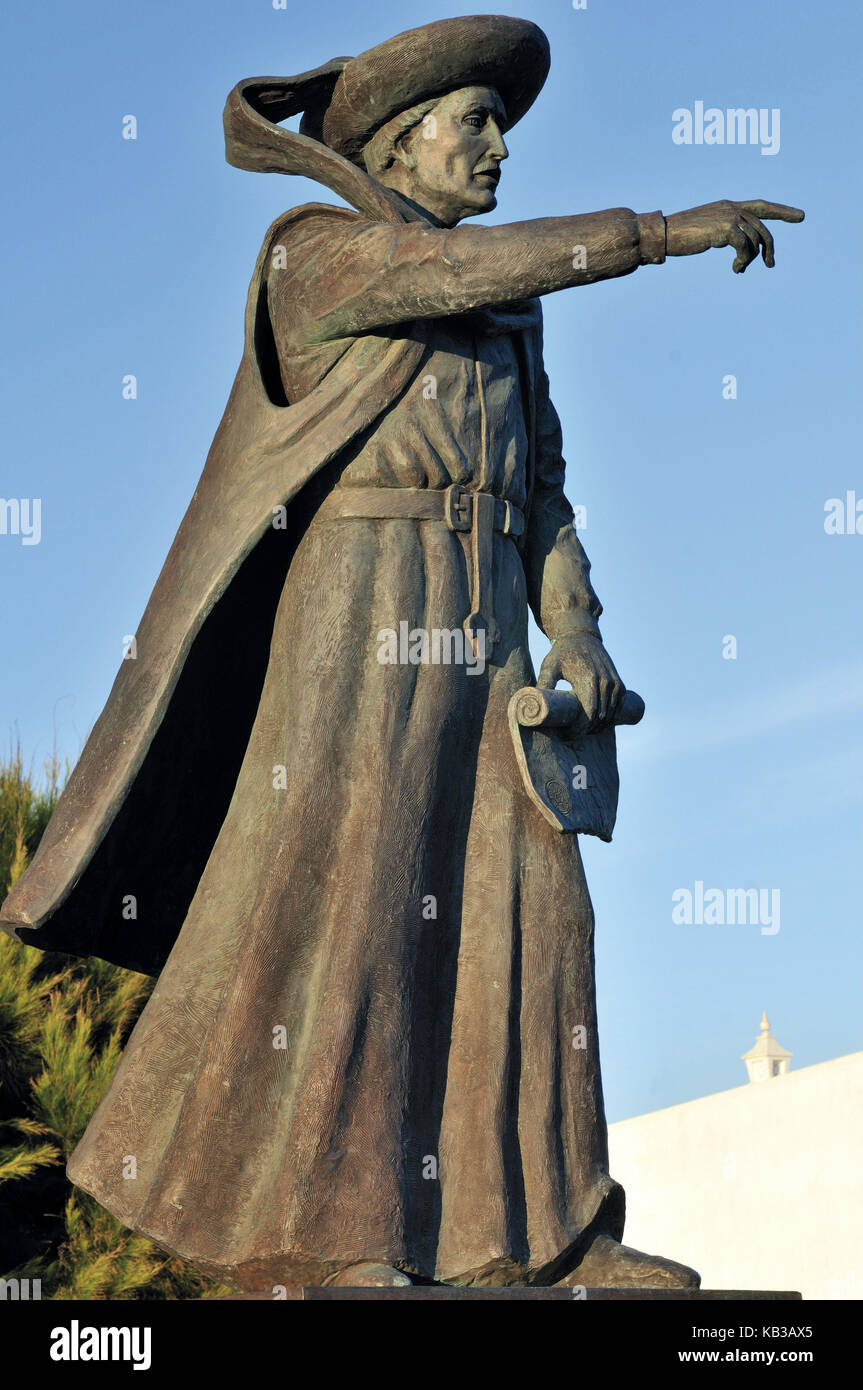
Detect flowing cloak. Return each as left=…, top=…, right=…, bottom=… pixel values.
left=0, top=201, right=441, bottom=976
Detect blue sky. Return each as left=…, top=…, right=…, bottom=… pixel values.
left=1, top=0, right=860, bottom=1122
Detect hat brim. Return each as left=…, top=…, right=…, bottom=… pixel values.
left=322, top=15, right=550, bottom=163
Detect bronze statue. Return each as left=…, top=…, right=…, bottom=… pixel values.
left=0, top=16, right=803, bottom=1291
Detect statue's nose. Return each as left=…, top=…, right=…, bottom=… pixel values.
left=488, top=124, right=509, bottom=160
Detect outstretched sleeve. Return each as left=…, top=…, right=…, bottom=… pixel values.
left=269, top=206, right=665, bottom=344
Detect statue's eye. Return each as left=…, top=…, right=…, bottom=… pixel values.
left=464, top=114, right=484, bottom=129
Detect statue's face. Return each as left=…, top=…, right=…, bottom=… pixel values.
left=388, top=84, right=508, bottom=225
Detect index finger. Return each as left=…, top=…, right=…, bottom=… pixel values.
left=737, top=200, right=805, bottom=223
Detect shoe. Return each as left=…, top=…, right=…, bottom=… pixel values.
left=557, top=1234, right=700, bottom=1289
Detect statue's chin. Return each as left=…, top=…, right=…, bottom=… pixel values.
left=456, top=190, right=498, bottom=222
left=394, top=186, right=498, bottom=226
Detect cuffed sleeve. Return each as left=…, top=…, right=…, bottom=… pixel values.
left=636, top=211, right=667, bottom=265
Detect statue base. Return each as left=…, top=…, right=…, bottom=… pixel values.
left=217, top=1287, right=802, bottom=1301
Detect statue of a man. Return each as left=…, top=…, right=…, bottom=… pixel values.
left=0, top=16, right=802, bottom=1292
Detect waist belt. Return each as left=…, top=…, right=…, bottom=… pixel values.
left=315, top=483, right=525, bottom=653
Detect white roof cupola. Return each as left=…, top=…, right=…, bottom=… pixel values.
left=742, top=1012, right=792, bottom=1083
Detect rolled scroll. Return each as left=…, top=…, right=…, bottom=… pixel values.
left=507, top=685, right=645, bottom=837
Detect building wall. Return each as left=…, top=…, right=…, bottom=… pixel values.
left=607, top=1052, right=863, bottom=1300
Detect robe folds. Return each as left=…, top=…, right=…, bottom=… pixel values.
left=1, top=196, right=626, bottom=1286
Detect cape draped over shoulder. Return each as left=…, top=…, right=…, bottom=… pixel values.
left=0, top=212, right=435, bottom=972
left=1, top=136, right=544, bottom=973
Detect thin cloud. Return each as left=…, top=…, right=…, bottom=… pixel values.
left=623, top=662, right=863, bottom=764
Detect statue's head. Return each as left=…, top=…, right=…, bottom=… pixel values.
left=359, top=84, right=509, bottom=226
left=320, top=16, right=550, bottom=226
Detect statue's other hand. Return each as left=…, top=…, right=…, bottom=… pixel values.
left=537, top=634, right=626, bottom=729
left=665, top=199, right=804, bottom=273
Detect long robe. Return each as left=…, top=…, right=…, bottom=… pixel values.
left=59, top=205, right=624, bottom=1287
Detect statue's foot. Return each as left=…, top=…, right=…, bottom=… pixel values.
left=326, top=1262, right=413, bottom=1288
left=557, top=1234, right=700, bottom=1290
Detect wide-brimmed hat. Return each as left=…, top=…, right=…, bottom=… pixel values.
left=322, top=15, right=550, bottom=163
left=223, top=16, right=550, bottom=222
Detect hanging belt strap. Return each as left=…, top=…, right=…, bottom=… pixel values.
left=462, top=491, right=498, bottom=655
left=315, top=484, right=525, bottom=653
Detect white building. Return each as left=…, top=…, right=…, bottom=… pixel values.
left=607, top=1017, right=863, bottom=1299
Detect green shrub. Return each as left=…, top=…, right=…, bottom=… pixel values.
left=0, top=745, right=230, bottom=1299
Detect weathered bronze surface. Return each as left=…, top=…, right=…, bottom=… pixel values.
left=0, top=16, right=803, bottom=1291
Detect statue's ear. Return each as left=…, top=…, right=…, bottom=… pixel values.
left=390, top=125, right=420, bottom=173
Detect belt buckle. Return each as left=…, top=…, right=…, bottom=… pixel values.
left=444, top=483, right=472, bottom=532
